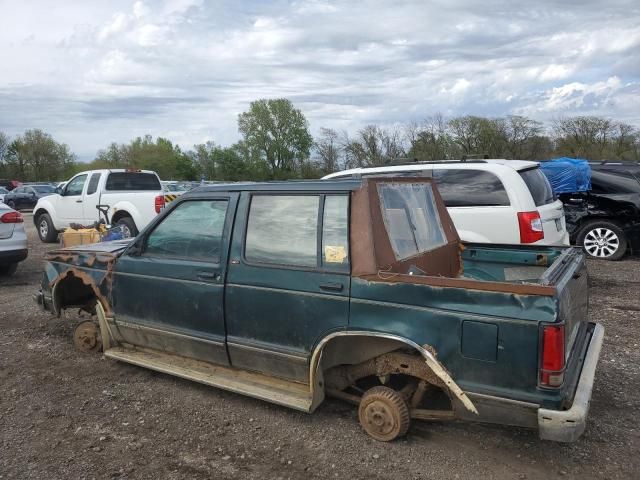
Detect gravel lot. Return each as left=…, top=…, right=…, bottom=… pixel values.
left=1, top=213, right=639, bottom=480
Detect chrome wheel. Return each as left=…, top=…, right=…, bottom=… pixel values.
left=39, top=219, right=49, bottom=238
left=584, top=227, right=619, bottom=258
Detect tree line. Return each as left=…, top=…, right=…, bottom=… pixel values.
left=1, top=98, right=639, bottom=183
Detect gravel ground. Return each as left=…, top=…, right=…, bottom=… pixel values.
left=1, top=214, right=639, bottom=479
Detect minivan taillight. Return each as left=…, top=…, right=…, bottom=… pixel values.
left=0, top=211, right=23, bottom=223
left=517, top=211, right=544, bottom=243
left=540, top=325, right=565, bottom=387
left=155, top=195, right=165, bottom=214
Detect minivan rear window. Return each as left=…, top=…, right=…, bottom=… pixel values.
left=105, top=172, right=161, bottom=191
left=433, top=170, right=510, bottom=207
left=519, top=168, right=555, bottom=206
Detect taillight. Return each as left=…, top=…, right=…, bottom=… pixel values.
left=540, top=324, right=565, bottom=387
left=0, top=211, right=23, bottom=223
left=517, top=211, right=544, bottom=243
left=154, top=195, right=165, bottom=214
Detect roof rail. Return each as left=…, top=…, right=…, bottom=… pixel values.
left=384, top=157, right=489, bottom=167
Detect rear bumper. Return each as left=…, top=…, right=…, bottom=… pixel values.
left=0, top=248, right=28, bottom=265
left=538, top=322, right=605, bottom=442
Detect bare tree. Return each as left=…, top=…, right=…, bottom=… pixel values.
left=552, top=116, right=615, bottom=160
left=314, top=127, right=342, bottom=173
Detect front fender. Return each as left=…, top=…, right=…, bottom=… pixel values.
left=33, top=196, right=61, bottom=229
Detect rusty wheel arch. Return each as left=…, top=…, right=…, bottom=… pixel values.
left=50, top=268, right=112, bottom=317
left=308, top=331, right=477, bottom=415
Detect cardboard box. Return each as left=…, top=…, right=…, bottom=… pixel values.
left=60, top=228, right=101, bottom=248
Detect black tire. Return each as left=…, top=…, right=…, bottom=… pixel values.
left=115, top=216, right=138, bottom=238
left=358, top=386, right=411, bottom=442
left=0, top=263, right=18, bottom=276
left=37, top=213, right=58, bottom=243
left=576, top=220, right=628, bottom=261
left=6, top=200, right=16, bottom=210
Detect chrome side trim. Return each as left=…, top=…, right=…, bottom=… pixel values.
left=227, top=340, right=308, bottom=364
left=467, top=391, right=538, bottom=409
left=114, top=270, right=224, bottom=287
left=308, top=330, right=478, bottom=414
left=116, top=320, right=225, bottom=347
left=227, top=283, right=348, bottom=301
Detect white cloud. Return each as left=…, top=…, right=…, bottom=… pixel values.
left=0, top=0, right=638, bottom=161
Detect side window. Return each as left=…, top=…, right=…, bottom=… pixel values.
left=87, top=173, right=101, bottom=195
left=433, top=170, right=510, bottom=207
left=145, top=200, right=228, bottom=261
left=14, top=187, right=24, bottom=194
left=322, top=195, right=349, bottom=270
left=65, top=175, right=88, bottom=196
left=245, top=195, right=320, bottom=268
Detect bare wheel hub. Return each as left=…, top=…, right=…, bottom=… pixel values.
left=358, top=386, right=410, bottom=442
left=73, top=320, right=103, bottom=353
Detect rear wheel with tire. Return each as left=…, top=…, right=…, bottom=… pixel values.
left=358, top=386, right=411, bottom=442
left=6, top=200, right=16, bottom=210
left=115, top=216, right=138, bottom=238
left=0, top=263, right=18, bottom=276
left=577, top=220, right=627, bottom=261
left=37, top=213, right=58, bottom=243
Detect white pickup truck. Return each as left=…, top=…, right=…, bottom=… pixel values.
left=33, top=169, right=165, bottom=242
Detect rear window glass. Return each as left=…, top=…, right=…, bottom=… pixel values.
left=433, top=170, right=510, bottom=207
left=105, top=172, right=161, bottom=191
left=519, top=168, right=555, bottom=206
left=378, top=183, right=447, bottom=260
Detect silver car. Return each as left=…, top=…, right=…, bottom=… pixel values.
left=0, top=203, right=28, bottom=276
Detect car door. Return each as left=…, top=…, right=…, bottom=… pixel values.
left=8, top=187, right=24, bottom=209
left=225, top=192, right=351, bottom=383
left=57, top=174, right=88, bottom=225
left=82, top=172, right=103, bottom=223
left=111, top=194, right=237, bottom=366
left=25, top=187, right=39, bottom=209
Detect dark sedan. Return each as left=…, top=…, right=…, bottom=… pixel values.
left=3, top=184, right=57, bottom=211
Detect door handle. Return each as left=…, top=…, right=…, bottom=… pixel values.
left=319, top=282, right=343, bottom=292
left=197, top=271, right=220, bottom=281
left=75, top=199, right=83, bottom=203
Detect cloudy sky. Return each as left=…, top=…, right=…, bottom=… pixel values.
left=1, top=0, right=639, bottom=161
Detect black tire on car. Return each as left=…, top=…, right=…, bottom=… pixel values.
left=0, top=263, right=18, bottom=276
left=37, top=213, right=58, bottom=243
left=577, top=220, right=628, bottom=261
left=115, top=216, right=138, bottom=238
left=7, top=200, right=16, bottom=210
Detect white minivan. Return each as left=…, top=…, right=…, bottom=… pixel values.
left=324, top=160, right=569, bottom=246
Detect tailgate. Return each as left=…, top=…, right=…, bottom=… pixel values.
left=540, top=247, right=588, bottom=356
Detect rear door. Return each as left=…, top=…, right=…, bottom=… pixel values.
left=519, top=167, right=568, bottom=245
left=225, top=192, right=351, bottom=383
left=112, top=194, right=237, bottom=365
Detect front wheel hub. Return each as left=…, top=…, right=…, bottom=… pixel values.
left=73, top=321, right=103, bottom=353
left=584, top=227, right=619, bottom=258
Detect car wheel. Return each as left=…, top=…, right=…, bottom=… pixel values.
left=37, top=213, right=58, bottom=243
left=115, top=217, right=138, bottom=238
left=0, top=263, right=18, bottom=276
left=358, top=386, right=410, bottom=442
left=577, top=220, right=628, bottom=261
left=7, top=200, right=16, bottom=210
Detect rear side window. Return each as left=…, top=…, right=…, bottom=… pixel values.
left=86, top=173, right=101, bottom=195
left=590, top=171, right=640, bottom=194
left=105, top=172, right=161, bottom=191
left=433, top=170, right=510, bottom=207
left=245, top=195, right=320, bottom=268
left=519, top=168, right=555, bottom=206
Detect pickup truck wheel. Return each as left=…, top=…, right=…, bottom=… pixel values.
left=115, top=217, right=138, bottom=238
left=577, top=221, right=627, bottom=261
left=358, top=386, right=410, bottom=442
left=73, top=321, right=103, bottom=353
left=37, top=213, right=58, bottom=243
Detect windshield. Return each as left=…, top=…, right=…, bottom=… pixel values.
left=32, top=185, right=56, bottom=193
left=520, top=168, right=555, bottom=206
left=0, top=187, right=8, bottom=194
left=378, top=183, right=447, bottom=260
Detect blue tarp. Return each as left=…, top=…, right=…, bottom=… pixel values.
left=539, top=157, right=591, bottom=193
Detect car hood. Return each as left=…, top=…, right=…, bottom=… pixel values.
left=58, top=238, right=134, bottom=255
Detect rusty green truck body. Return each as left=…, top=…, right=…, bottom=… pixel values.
left=36, top=177, right=603, bottom=442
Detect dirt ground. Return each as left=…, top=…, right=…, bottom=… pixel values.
left=1, top=214, right=639, bottom=480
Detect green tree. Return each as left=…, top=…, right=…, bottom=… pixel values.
left=3, top=129, right=77, bottom=181
left=237, top=98, right=313, bottom=177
